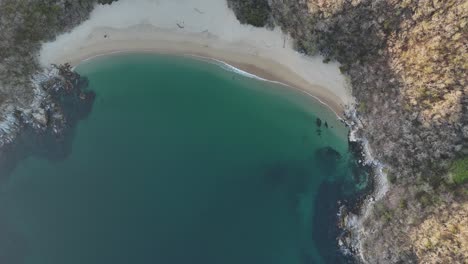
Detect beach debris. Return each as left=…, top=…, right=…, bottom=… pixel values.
left=176, top=22, right=185, bottom=29
left=194, top=8, right=204, bottom=14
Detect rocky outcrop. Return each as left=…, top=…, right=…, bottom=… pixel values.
left=0, top=0, right=120, bottom=185
left=227, top=0, right=468, bottom=263
left=0, top=64, right=95, bottom=181
left=0, top=0, right=466, bottom=263
left=0, top=0, right=117, bottom=148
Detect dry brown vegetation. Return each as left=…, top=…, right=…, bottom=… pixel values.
left=227, top=0, right=468, bottom=263
left=410, top=199, right=468, bottom=263
left=0, top=0, right=466, bottom=263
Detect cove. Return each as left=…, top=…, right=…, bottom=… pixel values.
left=0, top=54, right=366, bottom=264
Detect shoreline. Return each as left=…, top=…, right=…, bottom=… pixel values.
left=46, top=35, right=351, bottom=117
left=73, top=49, right=346, bottom=119
left=34, top=1, right=373, bottom=261
left=39, top=0, right=355, bottom=120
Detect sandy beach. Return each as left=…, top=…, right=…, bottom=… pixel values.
left=39, top=0, right=353, bottom=116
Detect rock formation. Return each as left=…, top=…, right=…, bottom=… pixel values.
left=228, top=0, right=468, bottom=263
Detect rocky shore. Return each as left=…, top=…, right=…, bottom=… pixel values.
left=228, top=0, right=467, bottom=263
left=337, top=110, right=385, bottom=262
left=0, top=64, right=95, bottom=181
left=0, top=0, right=115, bottom=180
left=0, top=0, right=466, bottom=263
left=0, top=0, right=120, bottom=132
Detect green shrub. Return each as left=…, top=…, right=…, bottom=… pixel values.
left=399, top=199, right=407, bottom=210
left=381, top=209, right=393, bottom=223
left=415, top=191, right=432, bottom=208
left=387, top=173, right=397, bottom=184
left=238, top=0, right=271, bottom=27
left=339, top=65, right=349, bottom=74
left=449, top=157, right=468, bottom=185
left=357, top=102, right=367, bottom=113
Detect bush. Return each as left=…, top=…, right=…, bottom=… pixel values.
left=387, top=173, right=397, bottom=184
left=449, top=157, right=468, bottom=185
left=229, top=0, right=271, bottom=27
left=415, top=191, right=432, bottom=208
left=357, top=102, right=367, bottom=113
left=382, top=209, right=393, bottom=222
left=399, top=199, right=407, bottom=210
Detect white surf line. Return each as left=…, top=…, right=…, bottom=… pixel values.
left=72, top=50, right=135, bottom=69
left=187, top=54, right=345, bottom=120
left=66, top=50, right=344, bottom=119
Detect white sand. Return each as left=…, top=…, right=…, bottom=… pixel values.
left=39, top=0, right=354, bottom=115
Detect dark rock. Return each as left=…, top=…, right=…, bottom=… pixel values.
left=316, top=117, right=322, bottom=127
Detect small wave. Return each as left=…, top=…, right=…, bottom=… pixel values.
left=187, top=54, right=344, bottom=119
left=70, top=51, right=343, bottom=120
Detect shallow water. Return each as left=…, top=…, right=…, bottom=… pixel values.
left=0, top=54, right=365, bottom=264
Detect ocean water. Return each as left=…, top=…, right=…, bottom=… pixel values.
left=0, top=54, right=367, bottom=264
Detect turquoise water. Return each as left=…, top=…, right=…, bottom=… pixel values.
left=0, top=54, right=364, bottom=264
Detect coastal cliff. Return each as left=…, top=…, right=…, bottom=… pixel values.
left=227, top=0, right=468, bottom=263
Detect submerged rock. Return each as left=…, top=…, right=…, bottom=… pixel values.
left=316, top=117, right=322, bottom=127
left=316, top=146, right=342, bottom=162
left=0, top=64, right=95, bottom=182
